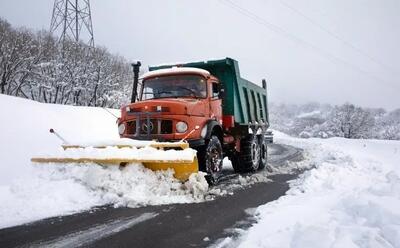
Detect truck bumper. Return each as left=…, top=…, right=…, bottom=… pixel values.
left=125, top=136, right=205, bottom=148
left=187, top=138, right=205, bottom=148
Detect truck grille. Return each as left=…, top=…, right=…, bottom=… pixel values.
left=127, top=119, right=173, bottom=136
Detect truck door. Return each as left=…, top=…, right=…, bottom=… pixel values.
left=209, top=81, right=223, bottom=124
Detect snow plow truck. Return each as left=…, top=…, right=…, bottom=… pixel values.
left=32, top=58, right=270, bottom=184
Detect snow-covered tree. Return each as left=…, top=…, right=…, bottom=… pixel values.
left=269, top=102, right=398, bottom=140
left=375, top=109, right=400, bottom=140
left=327, top=103, right=375, bottom=138
left=0, top=18, right=132, bottom=107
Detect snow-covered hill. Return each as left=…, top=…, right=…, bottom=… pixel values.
left=0, top=94, right=121, bottom=186
left=0, top=95, right=208, bottom=228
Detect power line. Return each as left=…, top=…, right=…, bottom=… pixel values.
left=278, top=0, right=397, bottom=75
left=217, top=0, right=396, bottom=88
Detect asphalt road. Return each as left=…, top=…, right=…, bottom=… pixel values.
left=0, top=143, right=303, bottom=248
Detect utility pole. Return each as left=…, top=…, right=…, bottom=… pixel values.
left=50, top=0, right=94, bottom=47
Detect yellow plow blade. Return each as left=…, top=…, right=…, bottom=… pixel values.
left=142, top=157, right=198, bottom=181
left=31, top=141, right=198, bottom=181
left=61, top=142, right=190, bottom=150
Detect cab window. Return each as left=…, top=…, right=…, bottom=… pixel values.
left=212, top=82, right=220, bottom=99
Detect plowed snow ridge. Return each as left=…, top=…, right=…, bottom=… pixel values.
left=219, top=131, right=400, bottom=248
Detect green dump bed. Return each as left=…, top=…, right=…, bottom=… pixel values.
left=149, top=58, right=269, bottom=126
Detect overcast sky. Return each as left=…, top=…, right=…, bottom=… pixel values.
left=0, top=0, right=399, bottom=109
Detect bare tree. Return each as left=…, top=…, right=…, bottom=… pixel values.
left=0, top=17, right=132, bottom=107
left=323, top=103, right=374, bottom=138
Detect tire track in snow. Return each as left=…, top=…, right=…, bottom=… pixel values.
left=28, top=212, right=158, bottom=248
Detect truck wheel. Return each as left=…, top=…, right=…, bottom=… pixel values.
left=197, top=135, right=223, bottom=185
left=258, top=135, right=268, bottom=170
left=231, top=135, right=261, bottom=173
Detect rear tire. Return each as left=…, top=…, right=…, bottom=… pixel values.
left=197, top=135, right=223, bottom=185
left=258, top=135, right=271, bottom=171
left=231, top=134, right=261, bottom=173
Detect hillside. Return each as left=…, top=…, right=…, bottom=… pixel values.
left=0, top=94, right=207, bottom=228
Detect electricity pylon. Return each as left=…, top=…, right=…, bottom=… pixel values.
left=50, top=0, right=94, bottom=47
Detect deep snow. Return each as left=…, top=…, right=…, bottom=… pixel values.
left=219, top=132, right=400, bottom=248
left=0, top=94, right=209, bottom=228
left=0, top=94, right=121, bottom=185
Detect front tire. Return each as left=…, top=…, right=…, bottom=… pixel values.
left=197, top=135, right=223, bottom=185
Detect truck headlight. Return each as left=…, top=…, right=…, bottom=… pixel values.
left=118, top=123, right=126, bottom=134
left=176, top=121, right=188, bottom=133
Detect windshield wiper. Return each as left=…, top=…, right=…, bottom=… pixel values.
left=176, top=86, right=199, bottom=98
left=142, top=91, right=174, bottom=100
left=143, top=91, right=173, bottom=95
left=156, top=91, right=173, bottom=95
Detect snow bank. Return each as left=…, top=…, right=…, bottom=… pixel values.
left=0, top=95, right=208, bottom=228
left=0, top=164, right=208, bottom=227
left=229, top=131, right=400, bottom=248
left=0, top=163, right=208, bottom=228
left=0, top=94, right=120, bottom=186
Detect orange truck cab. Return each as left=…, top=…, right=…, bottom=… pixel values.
left=118, top=58, right=270, bottom=183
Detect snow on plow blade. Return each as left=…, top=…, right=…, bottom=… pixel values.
left=31, top=141, right=199, bottom=181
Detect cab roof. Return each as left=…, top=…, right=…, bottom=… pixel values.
left=141, top=67, right=210, bottom=80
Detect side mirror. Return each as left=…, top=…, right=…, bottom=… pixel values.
left=218, top=88, right=225, bottom=99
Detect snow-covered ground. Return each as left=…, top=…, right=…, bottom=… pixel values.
left=0, top=95, right=208, bottom=228
left=3, top=93, right=400, bottom=247
left=221, top=131, right=400, bottom=248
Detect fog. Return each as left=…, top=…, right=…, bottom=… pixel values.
left=1, top=0, right=399, bottom=109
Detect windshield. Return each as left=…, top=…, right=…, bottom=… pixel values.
left=141, top=75, right=207, bottom=100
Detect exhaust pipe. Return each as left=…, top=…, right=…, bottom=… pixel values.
left=131, top=61, right=141, bottom=103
